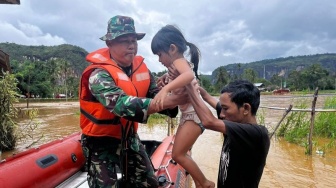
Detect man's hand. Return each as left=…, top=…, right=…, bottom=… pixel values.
left=167, top=64, right=179, bottom=80
left=156, top=73, right=168, bottom=89
left=156, top=65, right=180, bottom=90
left=186, top=82, right=226, bottom=133
left=148, top=90, right=189, bottom=114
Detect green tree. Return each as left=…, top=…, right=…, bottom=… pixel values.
left=214, top=66, right=229, bottom=93
left=287, top=70, right=303, bottom=90
left=0, top=71, right=19, bottom=151
left=17, top=60, right=54, bottom=98
left=33, top=61, right=53, bottom=97
left=199, top=74, right=213, bottom=92
left=270, top=74, right=283, bottom=87
left=66, top=77, right=79, bottom=97
left=242, top=68, right=257, bottom=83
left=236, top=63, right=242, bottom=80
left=58, top=59, right=71, bottom=99
left=301, top=64, right=328, bottom=90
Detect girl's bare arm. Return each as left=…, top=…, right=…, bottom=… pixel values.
left=163, top=58, right=194, bottom=92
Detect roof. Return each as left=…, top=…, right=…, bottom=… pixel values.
left=254, top=83, right=264, bottom=87
left=0, top=0, right=20, bottom=4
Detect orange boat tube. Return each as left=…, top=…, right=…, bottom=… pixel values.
left=0, top=132, right=86, bottom=188
left=151, top=135, right=191, bottom=188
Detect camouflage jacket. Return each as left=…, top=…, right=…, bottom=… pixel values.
left=89, top=68, right=178, bottom=123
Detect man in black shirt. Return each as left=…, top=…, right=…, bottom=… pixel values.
left=186, top=79, right=270, bottom=188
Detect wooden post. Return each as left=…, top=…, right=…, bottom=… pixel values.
left=167, top=117, right=175, bottom=136
left=269, top=104, right=293, bottom=139
left=308, top=87, right=319, bottom=155
left=167, top=117, right=171, bottom=136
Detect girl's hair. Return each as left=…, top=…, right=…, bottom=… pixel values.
left=151, top=25, right=201, bottom=79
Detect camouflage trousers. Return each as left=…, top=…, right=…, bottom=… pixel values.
left=81, top=134, right=158, bottom=188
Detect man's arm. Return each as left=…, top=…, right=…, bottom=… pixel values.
left=186, top=83, right=226, bottom=134
left=146, top=72, right=182, bottom=117
left=199, top=87, right=222, bottom=119
left=89, top=69, right=183, bottom=123
left=198, top=87, right=218, bottom=109
left=147, top=92, right=187, bottom=114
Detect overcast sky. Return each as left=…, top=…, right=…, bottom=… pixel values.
left=0, top=0, right=335, bottom=74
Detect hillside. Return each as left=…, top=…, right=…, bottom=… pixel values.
left=217, top=53, right=336, bottom=80
left=0, top=43, right=89, bottom=76
left=1, top=43, right=335, bottom=81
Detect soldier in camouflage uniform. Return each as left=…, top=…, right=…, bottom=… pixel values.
left=79, top=15, right=185, bottom=188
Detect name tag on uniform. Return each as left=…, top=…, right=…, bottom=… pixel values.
left=136, top=72, right=149, bottom=81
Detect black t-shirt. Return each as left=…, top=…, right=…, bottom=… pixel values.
left=217, top=119, right=270, bottom=187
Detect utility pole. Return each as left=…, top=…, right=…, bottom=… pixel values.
left=26, top=61, right=30, bottom=108
left=26, top=73, right=30, bottom=108
left=263, top=65, right=266, bottom=79
left=65, top=67, right=67, bottom=102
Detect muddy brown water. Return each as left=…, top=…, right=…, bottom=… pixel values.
left=2, top=94, right=336, bottom=187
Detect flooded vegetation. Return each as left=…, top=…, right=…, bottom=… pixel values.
left=1, top=94, right=336, bottom=187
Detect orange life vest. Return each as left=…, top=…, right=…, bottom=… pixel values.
left=79, top=48, right=150, bottom=139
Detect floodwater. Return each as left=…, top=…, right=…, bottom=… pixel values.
left=2, top=94, right=336, bottom=187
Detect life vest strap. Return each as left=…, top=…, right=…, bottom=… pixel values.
left=80, top=108, right=120, bottom=125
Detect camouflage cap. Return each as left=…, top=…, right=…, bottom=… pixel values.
left=100, top=15, right=145, bottom=41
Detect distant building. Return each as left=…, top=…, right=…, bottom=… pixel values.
left=254, top=83, right=264, bottom=87
left=254, top=83, right=266, bottom=91
left=0, top=49, right=11, bottom=75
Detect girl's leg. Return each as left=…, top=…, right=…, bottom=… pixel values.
left=172, top=121, right=215, bottom=188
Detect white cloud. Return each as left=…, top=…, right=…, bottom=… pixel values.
left=18, top=22, right=43, bottom=37
left=0, top=0, right=336, bottom=74
left=0, top=21, right=66, bottom=46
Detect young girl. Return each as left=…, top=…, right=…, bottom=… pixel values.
left=151, top=25, right=215, bottom=188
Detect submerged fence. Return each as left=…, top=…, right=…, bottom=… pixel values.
left=260, top=89, right=336, bottom=155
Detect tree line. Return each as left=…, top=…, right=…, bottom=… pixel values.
left=9, top=60, right=336, bottom=98
left=2, top=43, right=336, bottom=97
left=10, top=58, right=79, bottom=98
left=204, top=63, right=336, bottom=93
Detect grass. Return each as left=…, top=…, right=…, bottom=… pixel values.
left=277, top=95, right=336, bottom=155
